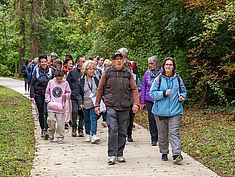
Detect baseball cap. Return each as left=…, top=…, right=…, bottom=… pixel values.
left=112, top=51, right=123, bottom=60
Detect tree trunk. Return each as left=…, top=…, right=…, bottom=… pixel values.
left=19, top=0, right=26, bottom=76
left=30, top=0, right=39, bottom=60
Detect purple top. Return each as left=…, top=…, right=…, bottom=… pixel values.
left=140, top=70, right=154, bottom=103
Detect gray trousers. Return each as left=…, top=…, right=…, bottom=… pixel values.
left=47, top=112, right=65, bottom=139
left=155, top=114, right=182, bottom=156
left=106, top=107, right=129, bottom=157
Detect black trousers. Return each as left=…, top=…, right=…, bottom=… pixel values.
left=35, top=95, right=48, bottom=131
left=71, top=99, right=84, bottom=132
left=146, top=100, right=158, bottom=142
left=127, top=105, right=135, bottom=137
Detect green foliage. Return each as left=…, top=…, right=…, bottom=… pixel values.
left=135, top=106, right=235, bottom=177
left=0, top=0, right=233, bottom=105
left=0, top=86, right=35, bottom=176
left=187, top=1, right=234, bottom=106
left=0, top=64, right=12, bottom=76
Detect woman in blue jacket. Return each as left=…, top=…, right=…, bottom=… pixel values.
left=149, top=57, right=186, bottom=164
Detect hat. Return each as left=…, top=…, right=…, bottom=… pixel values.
left=51, top=52, right=57, bottom=57
left=117, top=48, right=128, bottom=58
left=34, top=57, right=38, bottom=63
left=112, top=51, right=123, bottom=60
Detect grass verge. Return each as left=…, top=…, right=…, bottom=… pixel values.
left=135, top=106, right=235, bottom=177
left=0, top=86, right=35, bottom=176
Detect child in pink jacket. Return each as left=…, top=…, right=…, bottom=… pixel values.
left=45, top=70, right=71, bottom=143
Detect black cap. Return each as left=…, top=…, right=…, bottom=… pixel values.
left=112, top=51, right=123, bottom=60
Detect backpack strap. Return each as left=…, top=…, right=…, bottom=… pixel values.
left=158, top=74, right=162, bottom=90
left=105, top=67, right=131, bottom=81
left=36, top=67, right=39, bottom=79
left=105, top=67, right=111, bottom=81
left=46, top=68, right=52, bottom=79
left=176, top=73, right=181, bottom=93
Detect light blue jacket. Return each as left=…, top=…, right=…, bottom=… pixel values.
left=149, top=73, right=187, bottom=117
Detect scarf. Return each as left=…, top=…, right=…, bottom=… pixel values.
left=149, top=70, right=160, bottom=83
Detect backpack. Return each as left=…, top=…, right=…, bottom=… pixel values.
left=158, top=73, right=181, bottom=92
left=36, top=67, right=53, bottom=80
left=105, top=67, right=131, bottom=81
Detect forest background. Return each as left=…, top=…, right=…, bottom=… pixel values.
left=0, top=0, right=234, bottom=106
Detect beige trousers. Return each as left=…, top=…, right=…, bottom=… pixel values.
left=47, top=112, right=65, bottom=139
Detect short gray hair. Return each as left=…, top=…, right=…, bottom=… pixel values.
left=118, top=48, right=128, bottom=58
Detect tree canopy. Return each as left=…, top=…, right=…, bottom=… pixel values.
left=0, top=0, right=234, bottom=106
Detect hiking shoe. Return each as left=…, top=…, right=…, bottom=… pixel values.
left=65, top=123, right=69, bottom=129
left=108, top=156, right=116, bottom=165
left=173, top=155, right=183, bottom=164
left=116, top=156, right=126, bottom=163
left=44, top=132, right=49, bottom=140
left=161, top=154, right=168, bottom=161
left=85, top=134, right=91, bottom=142
left=127, top=136, right=133, bottom=142
left=49, top=135, right=54, bottom=142
left=41, top=130, right=45, bottom=137
left=72, top=127, right=77, bottom=137
left=91, top=135, right=100, bottom=144
left=57, top=138, right=63, bottom=144
left=151, top=141, right=157, bottom=146
left=78, top=131, right=84, bottom=137
left=101, top=122, right=107, bottom=127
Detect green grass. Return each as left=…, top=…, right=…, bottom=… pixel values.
left=0, top=86, right=35, bottom=176
left=135, top=106, right=235, bottom=177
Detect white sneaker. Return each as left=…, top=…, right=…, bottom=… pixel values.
left=57, top=138, right=63, bottom=144
left=91, top=135, right=100, bottom=144
left=85, top=134, right=91, bottom=142
left=116, top=156, right=126, bottom=163
left=108, top=156, right=116, bottom=165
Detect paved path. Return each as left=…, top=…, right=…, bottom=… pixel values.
left=0, top=77, right=219, bottom=177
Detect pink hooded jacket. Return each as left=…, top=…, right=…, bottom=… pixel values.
left=45, top=78, right=71, bottom=113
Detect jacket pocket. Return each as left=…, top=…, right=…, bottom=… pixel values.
left=104, top=93, right=113, bottom=107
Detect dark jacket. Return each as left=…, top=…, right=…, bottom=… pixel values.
left=30, top=66, right=54, bottom=98
left=22, top=64, right=28, bottom=78
left=77, top=75, right=99, bottom=106
left=66, top=67, right=83, bottom=100
left=95, top=65, right=139, bottom=111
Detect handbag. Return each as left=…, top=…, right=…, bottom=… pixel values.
left=47, top=101, right=65, bottom=112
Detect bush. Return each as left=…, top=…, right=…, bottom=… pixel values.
left=0, top=64, right=13, bottom=76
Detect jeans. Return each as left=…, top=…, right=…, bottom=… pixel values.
left=146, top=100, right=158, bottom=143
left=35, top=95, right=48, bottom=131
left=106, top=107, right=129, bottom=157
left=71, top=99, right=84, bottom=132
left=82, top=107, right=98, bottom=136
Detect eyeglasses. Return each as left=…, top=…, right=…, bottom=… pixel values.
left=148, top=63, right=154, bottom=65
left=165, top=64, right=173, bottom=67
left=113, top=57, right=124, bottom=61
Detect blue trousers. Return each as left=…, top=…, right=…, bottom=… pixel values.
left=82, top=107, right=98, bottom=136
